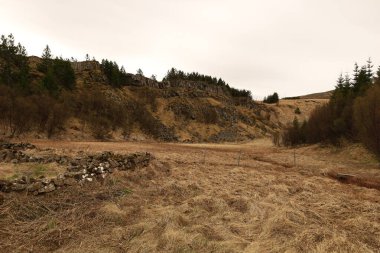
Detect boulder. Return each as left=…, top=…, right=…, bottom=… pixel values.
left=0, top=180, right=11, bottom=192
left=10, top=183, right=27, bottom=191
left=53, top=178, right=65, bottom=187
left=27, top=182, right=43, bottom=192
left=38, top=183, right=55, bottom=194
left=64, top=178, right=77, bottom=186
left=64, top=171, right=85, bottom=179
left=41, top=178, right=51, bottom=185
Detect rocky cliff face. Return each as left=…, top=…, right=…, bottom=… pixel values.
left=71, top=60, right=229, bottom=97
left=71, top=60, right=100, bottom=72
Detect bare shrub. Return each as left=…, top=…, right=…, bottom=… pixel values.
left=75, top=88, right=129, bottom=139
left=354, top=85, right=380, bottom=157
left=10, top=97, right=37, bottom=136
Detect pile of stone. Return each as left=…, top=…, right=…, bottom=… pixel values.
left=67, top=151, right=152, bottom=173
left=0, top=146, right=153, bottom=195
left=0, top=142, right=76, bottom=165
left=0, top=142, right=39, bottom=163
left=0, top=142, right=36, bottom=150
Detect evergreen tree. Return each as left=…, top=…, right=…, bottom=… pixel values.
left=351, top=62, right=371, bottom=95
left=344, top=73, right=351, bottom=90
left=162, top=67, right=252, bottom=99
left=366, top=58, right=374, bottom=82
left=0, top=34, right=30, bottom=91
left=100, top=59, right=128, bottom=87
left=375, top=66, right=380, bottom=85
left=120, top=66, right=126, bottom=76
left=137, top=68, right=144, bottom=76
left=336, top=73, right=344, bottom=90
left=38, top=45, right=52, bottom=73
left=263, top=92, right=279, bottom=104
left=42, top=45, right=52, bottom=60
left=42, top=69, right=59, bottom=94
left=353, top=63, right=359, bottom=83
left=51, top=57, right=76, bottom=90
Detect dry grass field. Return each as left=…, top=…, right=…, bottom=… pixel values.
left=1, top=139, right=380, bottom=252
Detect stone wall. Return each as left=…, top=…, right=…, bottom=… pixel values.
left=0, top=142, right=153, bottom=196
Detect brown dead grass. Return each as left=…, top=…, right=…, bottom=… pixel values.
left=0, top=162, right=66, bottom=180
left=267, top=99, right=329, bottom=126
left=1, top=139, right=379, bottom=252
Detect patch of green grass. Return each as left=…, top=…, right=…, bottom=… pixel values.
left=117, top=188, right=133, bottom=197
left=32, top=165, right=47, bottom=177
left=6, top=173, right=20, bottom=180
left=46, top=218, right=57, bottom=230
left=122, top=188, right=133, bottom=195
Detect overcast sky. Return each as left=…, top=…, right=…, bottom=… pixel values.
left=1, top=0, right=380, bottom=98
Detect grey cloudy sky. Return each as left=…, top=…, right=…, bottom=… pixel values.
left=1, top=0, right=380, bottom=98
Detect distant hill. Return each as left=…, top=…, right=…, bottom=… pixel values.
left=300, top=90, right=333, bottom=99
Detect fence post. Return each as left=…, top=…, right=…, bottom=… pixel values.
left=237, top=150, right=242, bottom=166
left=203, top=150, right=206, bottom=164
left=293, top=149, right=296, bottom=167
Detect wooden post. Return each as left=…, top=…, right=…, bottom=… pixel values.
left=203, top=150, right=206, bottom=164
left=237, top=150, right=242, bottom=166
left=293, top=149, right=296, bottom=167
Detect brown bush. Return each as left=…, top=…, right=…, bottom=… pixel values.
left=73, top=88, right=131, bottom=139
left=0, top=85, right=72, bottom=137
left=354, top=85, right=380, bottom=157
left=0, top=86, right=38, bottom=137
left=10, top=97, right=37, bottom=136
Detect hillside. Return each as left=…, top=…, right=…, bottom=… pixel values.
left=0, top=34, right=327, bottom=143
left=65, top=60, right=331, bottom=142
left=58, top=59, right=272, bottom=142
left=300, top=90, right=333, bottom=99
left=264, top=98, right=329, bottom=128
left=1, top=55, right=324, bottom=142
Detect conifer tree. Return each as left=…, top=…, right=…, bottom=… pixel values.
left=42, top=45, right=52, bottom=60
left=120, top=66, right=126, bottom=74
left=366, top=58, right=373, bottom=82
left=352, top=62, right=359, bottom=86
left=374, top=66, right=380, bottom=85
left=137, top=68, right=144, bottom=76
left=336, top=73, right=344, bottom=90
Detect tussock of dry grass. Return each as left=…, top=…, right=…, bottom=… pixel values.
left=0, top=182, right=120, bottom=252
